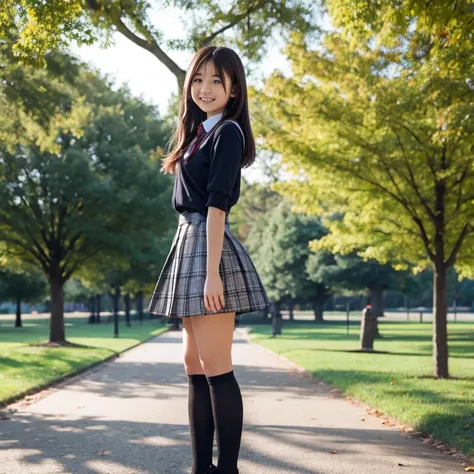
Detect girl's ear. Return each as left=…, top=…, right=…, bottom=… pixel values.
left=230, top=84, right=237, bottom=98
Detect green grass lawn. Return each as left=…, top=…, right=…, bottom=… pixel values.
left=246, top=320, right=474, bottom=458
left=0, top=314, right=168, bottom=406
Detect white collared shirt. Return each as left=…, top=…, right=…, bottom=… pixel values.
left=202, top=112, right=223, bottom=132
left=183, top=112, right=245, bottom=160
left=184, top=113, right=223, bottom=159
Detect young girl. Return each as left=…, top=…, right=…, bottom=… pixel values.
left=147, top=46, right=271, bottom=474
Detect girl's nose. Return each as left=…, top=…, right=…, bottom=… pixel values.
left=200, top=81, right=212, bottom=93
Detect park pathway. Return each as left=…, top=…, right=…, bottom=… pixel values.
left=0, top=327, right=465, bottom=473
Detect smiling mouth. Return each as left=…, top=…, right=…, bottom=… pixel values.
left=200, top=97, right=215, bottom=102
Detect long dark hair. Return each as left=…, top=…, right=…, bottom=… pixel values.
left=161, top=46, right=256, bottom=174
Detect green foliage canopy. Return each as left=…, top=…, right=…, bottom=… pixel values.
left=2, top=0, right=317, bottom=88
left=253, top=13, right=474, bottom=277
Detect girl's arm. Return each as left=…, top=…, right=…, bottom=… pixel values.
left=206, top=206, right=226, bottom=275
left=204, top=123, right=243, bottom=313
left=205, top=206, right=226, bottom=313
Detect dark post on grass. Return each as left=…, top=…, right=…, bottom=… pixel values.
left=271, top=302, right=282, bottom=337
left=112, top=286, right=120, bottom=338
left=346, top=301, right=350, bottom=335
left=360, top=304, right=375, bottom=351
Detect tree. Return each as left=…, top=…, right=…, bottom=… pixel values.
left=253, top=5, right=473, bottom=377
left=231, top=178, right=284, bottom=242
left=0, top=48, right=173, bottom=343
left=446, top=268, right=474, bottom=318
left=120, top=226, right=178, bottom=323
left=0, top=267, right=48, bottom=327
left=63, top=277, right=97, bottom=321
left=2, top=0, right=316, bottom=91
left=72, top=270, right=111, bottom=324
left=330, top=254, right=402, bottom=336
left=247, top=199, right=329, bottom=318
left=304, top=251, right=333, bottom=321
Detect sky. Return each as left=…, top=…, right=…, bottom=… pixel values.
left=71, top=7, right=296, bottom=184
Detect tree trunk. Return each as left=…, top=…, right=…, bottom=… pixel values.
left=271, top=301, right=282, bottom=336
left=124, top=293, right=131, bottom=327
left=112, top=286, right=121, bottom=337
left=88, top=295, right=96, bottom=324
left=312, top=299, right=325, bottom=322
left=49, top=265, right=65, bottom=343
left=288, top=298, right=294, bottom=320
left=360, top=308, right=375, bottom=351
left=433, top=263, right=449, bottom=378
left=15, top=296, right=22, bottom=328
left=136, top=290, right=144, bottom=322
left=370, top=287, right=384, bottom=338
left=96, top=294, right=101, bottom=324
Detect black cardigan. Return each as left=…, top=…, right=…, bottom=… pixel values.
left=172, top=121, right=244, bottom=216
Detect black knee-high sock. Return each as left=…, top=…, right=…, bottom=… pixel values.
left=207, top=370, right=243, bottom=474
left=188, top=374, right=215, bottom=474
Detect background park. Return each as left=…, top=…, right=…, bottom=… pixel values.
left=0, top=0, right=473, bottom=472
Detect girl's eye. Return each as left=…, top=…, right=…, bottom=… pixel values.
left=192, top=77, right=222, bottom=84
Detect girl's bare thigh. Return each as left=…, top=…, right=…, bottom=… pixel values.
left=182, top=317, right=205, bottom=375
left=182, top=312, right=236, bottom=377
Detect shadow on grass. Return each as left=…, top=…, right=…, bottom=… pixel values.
left=280, top=345, right=474, bottom=361
left=247, top=321, right=474, bottom=458
left=417, top=411, right=474, bottom=456
left=248, top=320, right=474, bottom=348
left=306, top=367, right=474, bottom=455
left=0, top=318, right=166, bottom=345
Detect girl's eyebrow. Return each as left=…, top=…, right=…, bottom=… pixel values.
left=194, top=72, right=222, bottom=78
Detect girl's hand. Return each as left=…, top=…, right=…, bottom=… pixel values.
left=204, top=272, right=225, bottom=313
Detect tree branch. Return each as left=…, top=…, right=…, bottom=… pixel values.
left=0, top=234, right=50, bottom=272
left=199, top=0, right=267, bottom=46
left=336, top=127, right=438, bottom=261
left=97, top=8, right=186, bottom=90
left=378, top=107, right=434, bottom=169
left=61, top=242, right=101, bottom=282
left=382, top=216, right=423, bottom=240
left=0, top=206, right=51, bottom=265
left=321, top=157, right=436, bottom=261
left=340, top=128, right=424, bottom=221
left=61, top=232, right=83, bottom=263
left=86, top=0, right=186, bottom=91
left=393, top=129, right=437, bottom=222
left=445, top=222, right=472, bottom=267
left=22, top=164, right=54, bottom=244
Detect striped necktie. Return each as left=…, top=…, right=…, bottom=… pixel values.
left=187, top=124, right=206, bottom=157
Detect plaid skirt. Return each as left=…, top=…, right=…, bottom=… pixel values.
left=147, top=212, right=271, bottom=318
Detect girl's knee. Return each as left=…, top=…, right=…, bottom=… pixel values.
left=183, top=352, right=203, bottom=374
left=199, top=355, right=233, bottom=377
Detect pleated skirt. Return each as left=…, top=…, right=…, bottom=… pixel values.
left=147, top=212, right=271, bottom=318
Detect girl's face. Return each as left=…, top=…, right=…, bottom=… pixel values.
left=190, top=60, right=236, bottom=119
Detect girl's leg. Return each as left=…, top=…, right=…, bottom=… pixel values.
left=191, top=312, right=242, bottom=474
left=183, top=317, right=215, bottom=474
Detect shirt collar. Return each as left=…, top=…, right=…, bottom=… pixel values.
left=201, top=112, right=223, bottom=133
